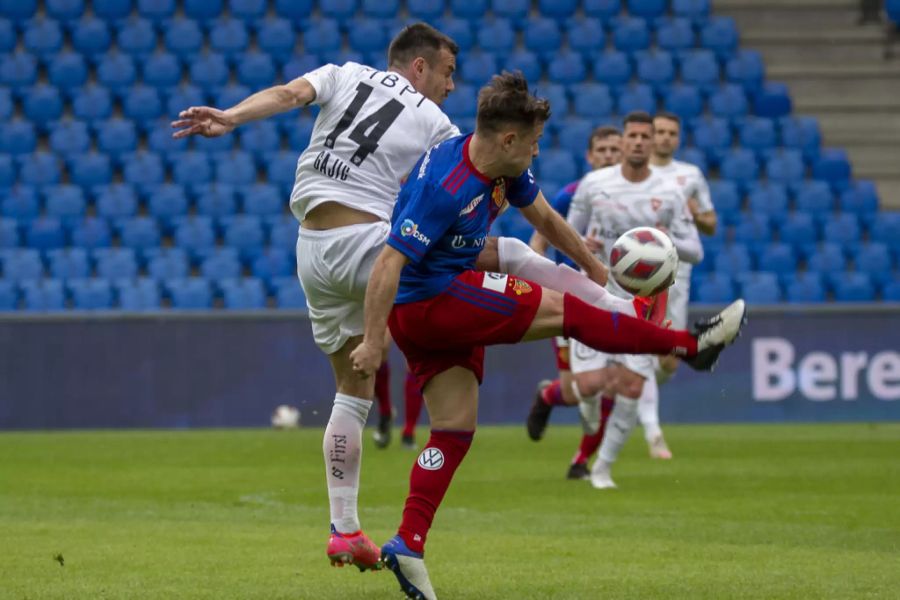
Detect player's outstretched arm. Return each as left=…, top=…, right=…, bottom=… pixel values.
left=171, top=77, right=317, bottom=139
left=521, top=192, right=608, bottom=286
left=350, top=246, right=410, bottom=377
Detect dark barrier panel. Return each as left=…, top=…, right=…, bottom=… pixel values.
left=1, top=306, right=898, bottom=430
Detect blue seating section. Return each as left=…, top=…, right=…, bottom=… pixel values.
left=0, top=0, right=895, bottom=308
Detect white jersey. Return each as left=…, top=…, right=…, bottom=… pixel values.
left=289, top=62, right=460, bottom=222
left=651, top=159, right=712, bottom=281
left=567, top=164, right=703, bottom=297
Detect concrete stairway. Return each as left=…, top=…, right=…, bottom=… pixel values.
left=715, top=0, right=900, bottom=209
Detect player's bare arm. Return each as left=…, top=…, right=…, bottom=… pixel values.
left=521, top=192, right=609, bottom=286
left=529, top=230, right=551, bottom=256
left=350, top=246, right=410, bottom=377
left=690, top=197, right=718, bottom=235
left=171, top=77, right=317, bottom=139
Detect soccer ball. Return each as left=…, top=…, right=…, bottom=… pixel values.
left=271, top=405, right=301, bottom=429
left=609, top=227, right=679, bottom=298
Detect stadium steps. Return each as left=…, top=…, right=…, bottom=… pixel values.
left=717, top=0, right=900, bottom=209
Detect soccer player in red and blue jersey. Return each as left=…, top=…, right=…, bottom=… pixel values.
left=350, top=73, right=746, bottom=599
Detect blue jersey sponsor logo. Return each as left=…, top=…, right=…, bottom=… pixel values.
left=400, top=219, right=431, bottom=246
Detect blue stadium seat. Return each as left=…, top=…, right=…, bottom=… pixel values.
left=171, top=152, right=213, bottom=187
left=2, top=186, right=39, bottom=223
left=18, top=152, right=61, bottom=187
left=839, top=180, right=879, bottom=216
left=0, top=280, right=16, bottom=310
left=96, top=118, right=138, bottom=158
left=184, top=0, right=222, bottom=21
left=274, top=277, right=307, bottom=309
left=320, top=49, right=365, bottom=70
left=679, top=49, right=720, bottom=93
left=460, top=51, right=499, bottom=85
left=821, top=213, right=860, bottom=251
left=694, top=272, right=735, bottom=303
left=714, top=243, right=752, bottom=273
left=72, top=84, right=113, bottom=123
left=145, top=248, right=189, bottom=281
left=2, top=249, right=43, bottom=283
left=46, top=51, right=86, bottom=92
left=200, top=248, right=242, bottom=280
left=0, top=20, right=12, bottom=54
left=122, top=151, right=165, bottom=191
left=656, top=17, right=695, bottom=54
left=47, top=248, right=89, bottom=280
left=273, top=0, right=314, bottom=22
left=739, top=117, right=777, bottom=157
left=765, top=150, right=806, bottom=185
left=700, top=16, right=738, bottom=60
left=188, top=53, right=229, bottom=92
left=673, top=0, right=711, bottom=23
left=215, top=84, right=252, bottom=116
left=301, top=19, right=341, bottom=55
left=555, top=117, right=592, bottom=157
left=778, top=212, right=816, bottom=248
left=96, top=183, right=139, bottom=221
left=26, top=217, right=66, bottom=250
left=281, top=116, right=315, bottom=153
left=571, top=83, right=614, bottom=119
left=48, top=121, right=90, bottom=159
left=69, top=217, right=112, bottom=249
left=537, top=0, right=577, bottom=19
left=503, top=50, right=542, bottom=84
left=94, top=0, right=131, bottom=20
left=362, top=0, right=399, bottom=18
left=613, top=17, right=651, bottom=53
left=174, top=216, right=216, bottom=260
left=0, top=88, right=11, bottom=121
left=44, top=184, right=87, bottom=224
left=779, top=116, right=822, bottom=162
left=23, top=18, right=64, bottom=58
left=148, top=124, right=189, bottom=160
left=265, top=151, right=301, bottom=196
left=219, top=277, right=267, bottom=310
left=806, top=243, right=846, bottom=277
left=24, top=84, right=64, bottom=126
left=708, top=180, right=741, bottom=224
left=443, top=84, right=478, bottom=119
left=664, top=84, right=703, bottom=120
left=69, top=152, right=113, bottom=190
left=491, top=0, right=529, bottom=23
left=118, top=216, right=161, bottom=251
left=882, top=279, right=900, bottom=302
left=720, top=148, right=758, bottom=192
left=251, top=248, right=293, bottom=285
left=47, top=0, right=84, bottom=21
left=593, top=51, right=633, bottom=89
left=477, top=18, right=516, bottom=57
left=733, top=213, right=772, bottom=252
left=196, top=184, right=238, bottom=219
left=163, top=17, right=202, bottom=58
left=147, top=184, right=188, bottom=231
left=535, top=149, right=578, bottom=185
left=708, top=83, right=748, bottom=122
left=691, top=117, right=732, bottom=166
left=94, top=248, right=138, bottom=280
left=97, top=52, right=137, bottom=91
left=240, top=184, right=283, bottom=217
left=739, top=272, right=782, bottom=304
left=320, top=0, right=356, bottom=21
left=137, top=0, right=176, bottom=22
left=0, top=218, right=18, bottom=248
left=123, top=84, right=163, bottom=124
left=812, top=148, right=852, bottom=187
left=783, top=272, right=826, bottom=303
left=347, top=17, right=388, bottom=55
left=582, top=0, right=620, bottom=21
left=222, top=216, right=265, bottom=262
left=165, top=83, right=205, bottom=120
left=753, top=81, right=792, bottom=118
left=21, top=280, right=65, bottom=311
left=834, top=273, right=875, bottom=302
left=116, top=17, right=156, bottom=59
left=0, top=51, right=38, bottom=90
left=793, top=180, right=834, bottom=215
left=239, top=52, right=277, bottom=89
left=523, top=17, right=562, bottom=57
left=747, top=182, right=789, bottom=219
left=214, top=152, right=257, bottom=187
left=616, top=83, right=656, bottom=114
left=629, top=0, right=666, bottom=18
left=755, top=243, right=796, bottom=276
left=266, top=215, right=299, bottom=250
left=853, top=243, right=893, bottom=286
left=567, top=18, right=606, bottom=57
left=116, top=278, right=161, bottom=310
left=726, top=49, right=765, bottom=94
left=166, top=278, right=213, bottom=310
left=0, top=120, right=37, bottom=155
left=869, top=213, right=900, bottom=251
left=142, top=52, right=181, bottom=89
left=0, top=154, right=12, bottom=188
left=256, top=18, right=296, bottom=63
left=636, top=50, right=675, bottom=93
left=209, top=17, right=249, bottom=59
left=67, top=278, right=113, bottom=310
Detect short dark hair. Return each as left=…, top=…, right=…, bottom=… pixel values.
left=588, top=125, right=621, bottom=149
left=388, top=23, right=459, bottom=68
left=476, top=71, right=551, bottom=134
left=623, top=111, right=654, bottom=128
left=653, top=111, right=682, bottom=128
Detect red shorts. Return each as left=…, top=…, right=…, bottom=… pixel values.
left=552, top=337, right=571, bottom=371
left=389, top=270, right=543, bottom=387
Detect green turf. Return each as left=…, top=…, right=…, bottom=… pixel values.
left=2, top=423, right=899, bottom=599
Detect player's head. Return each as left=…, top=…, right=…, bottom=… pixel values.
left=475, top=71, right=551, bottom=176
left=586, top=125, right=622, bottom=169
left=388, top=23, right=459, bottom=105
left=621, top=111, right=654, bottom=168
left=652, top=112, right=682, bottom=159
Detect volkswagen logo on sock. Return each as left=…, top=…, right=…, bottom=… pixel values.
left=417, top=447, right=445, bottom=470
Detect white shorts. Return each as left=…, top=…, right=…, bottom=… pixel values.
left=666, top=263, right=692, bottom=330
left=295, top=221, right=390, bottom=355
left=569, top=339, right=656, bottom=380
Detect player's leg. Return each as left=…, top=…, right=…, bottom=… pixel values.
left=373, top=359, right=393, bottom=449
left=402, top=369, right=423, bottom=449
left=526, top=337, right=577, bottom=441
left=567, top=342, right=617, bottom=479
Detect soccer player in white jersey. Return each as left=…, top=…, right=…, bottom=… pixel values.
left=566, top=112, right=705, bottom=489
left=646, top=111, right=718, bottom=459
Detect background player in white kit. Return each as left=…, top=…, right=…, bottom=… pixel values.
left=566, top=112, right=705, bottom=489
left=646, top=111, right=718, bottom=459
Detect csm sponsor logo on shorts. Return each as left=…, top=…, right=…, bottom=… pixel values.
left=400, top=219, right=431, bottom=246
left=752, top=337, right=900, bottom=401
left=418, top=447, right=445, bottom=470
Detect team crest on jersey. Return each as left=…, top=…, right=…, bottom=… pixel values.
left=508, top=277, right=532, bottom=295
left=491, top=179, right=507, bottom=209
left=650, top=197, right=662, bottom=212
left=459, top=193, right=484, bottom=216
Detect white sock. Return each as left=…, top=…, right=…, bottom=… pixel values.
left=578, top=393, right=600, bottom=435
left=497, top=237, right=635, bottom=315
left=323, top=393, right=371, bottom=534
left=637, top=378, right=662, bottom=442
left=597, top=395, right=639, bottom=465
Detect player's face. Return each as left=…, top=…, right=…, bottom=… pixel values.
left=586, top=135, right=622, bottom=169
left=504, top=122, right=544, bottom=175
left=420, top=48, right=457, bottom=105
left=622, top=122, right=653, bottom=167
left=652, top=117, right=680, bottom=158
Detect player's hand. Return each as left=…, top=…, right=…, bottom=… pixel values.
left=171, top=106, right=236, bottom=139
left=584, top=235, right=604, bottom=254
left=350, top=340, right=382, bottom=377
left=588, top=261, right=609, bottom=286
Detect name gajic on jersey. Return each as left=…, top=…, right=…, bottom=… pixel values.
left=313, top=150, right=351, bottom=182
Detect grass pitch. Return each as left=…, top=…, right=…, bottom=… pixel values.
left=2, top=423, right=899, bottom=599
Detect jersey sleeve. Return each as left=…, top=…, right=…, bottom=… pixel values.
left=428, top=111, right=462, bottom=146
left=301, top=63, right=341, bottom=106
left=668, top=190, right=704, bottom=265
left=691, top=167, right=715, bottom=213
left=506, top=168, right=540, bottom=208
left=387, top=182, right=460, bottom=264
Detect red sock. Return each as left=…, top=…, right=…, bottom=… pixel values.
left=402, top=371, right=424, bottom=438
left=374, top=361, right=392, bottom=418
left=562, top=293, right=696, bottom=357
left=398, top=429, right=474, bottom=554
left=540, top=379, right=566, bottom=406
left=571, top=395, right=614, bottom=465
